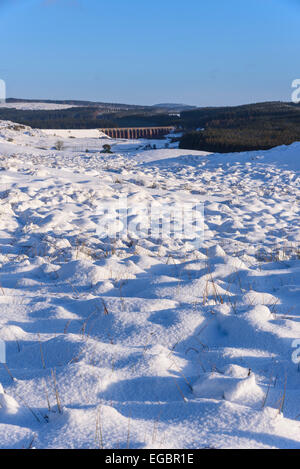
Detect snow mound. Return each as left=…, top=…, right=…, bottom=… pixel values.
left=0, top=389, right=20, bottom=416
left=193, top=369, right=265, bottom=407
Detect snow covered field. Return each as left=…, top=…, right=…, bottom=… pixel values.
left=0, top=103, right=78, bottom=111
left=0, top=120, right=299, bottom=449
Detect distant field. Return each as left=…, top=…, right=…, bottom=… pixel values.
left=42, top=128, right=108, bottom=138
left=0, top=102, right=79, bottom=111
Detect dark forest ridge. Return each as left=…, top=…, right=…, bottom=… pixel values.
left=1, top=100, right=300, bottom=153
left=6, top=98, right=194, bottom=112
left=179, top=101, right=300, bottom=153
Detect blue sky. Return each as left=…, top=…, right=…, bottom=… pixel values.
left=0, top=0, right=299, bottom=106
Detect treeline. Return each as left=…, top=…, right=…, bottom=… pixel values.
left=2, top=100, right=300, bottom=153
left=0, top=107, right=178, bottom=129
left=6, top=97, right=148, bottom=110
left=0, top=107, right=118, bottom=129
left=179, top=102, right=300, bottom=153
left=179, top=127, right=300, bottom=153
left=105, top=113, right=180, bottom=128
left=180, top=102, right=300, bottom=129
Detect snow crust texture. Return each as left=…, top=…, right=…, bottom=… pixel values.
left=0, top=120, right=299, bottom=448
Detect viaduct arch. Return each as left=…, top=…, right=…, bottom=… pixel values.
left=99, top=126, right=175, bottom=139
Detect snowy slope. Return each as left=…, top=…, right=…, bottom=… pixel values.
left=0, top=120, right=299, bottom=449
left=0, top=102, right=79, bottom=110
left=42, top=129, right=108, bottom=139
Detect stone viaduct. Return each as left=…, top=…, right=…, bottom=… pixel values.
left=99, top=126, right=175, bottom=139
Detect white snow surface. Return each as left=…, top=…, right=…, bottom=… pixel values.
left=0, top=102, right=78, bottom=111
left=42, top=129, right=108, bottom=139
left=0, top=120, right=299, bottom=448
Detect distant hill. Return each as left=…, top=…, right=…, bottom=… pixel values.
left=7, top=98, right=196, bottom=112
left=153, top=103, right=197, bottom=111
left=0, top=98, right=181, bottom=129
left=179, top=101, right=300, bottom=153
left=2, top=99, right=300, bottom=153
left=6, top=97, right=147, bottom=111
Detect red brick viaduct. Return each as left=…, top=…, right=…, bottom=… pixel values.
left=99, top=126, right=175, bottom=139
